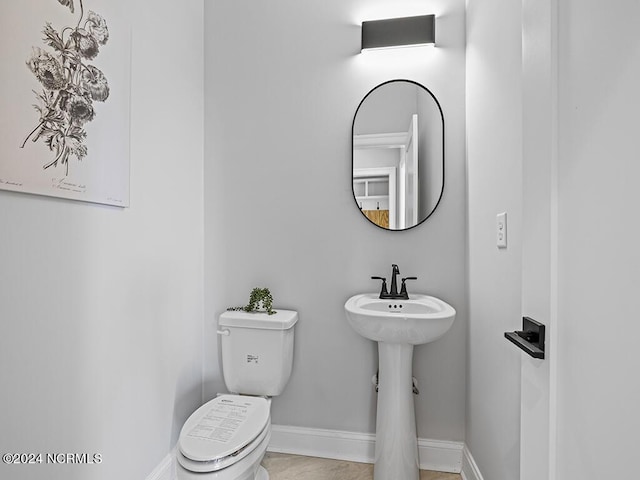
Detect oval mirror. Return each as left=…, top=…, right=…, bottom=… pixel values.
left=352, top=80, right=444, bottom=230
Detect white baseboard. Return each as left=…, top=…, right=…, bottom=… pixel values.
left=145, top=428, right=483, bottom=480
left=145, top=449, right=175, bottom=480
left=268, top=424, right=464, bottom=474
left=460, top=445, right=484, bottom=480
left=268, top=424, right=375, bottom=464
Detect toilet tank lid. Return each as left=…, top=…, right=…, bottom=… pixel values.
left=219, top=309, right=298, bottom=330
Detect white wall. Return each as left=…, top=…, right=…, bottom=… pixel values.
left=555, top=1, right=640, bottom=477
left=204, top=0, right=467, bottom=442
left=466, top=0, right=523, bottom=479
left=0, top=1, right=204, bottom=479
left=469, top=2, right=640, bottom=480
left=520, top=0, right=556, bottom=478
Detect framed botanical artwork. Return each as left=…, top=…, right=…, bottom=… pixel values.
left=0, top=0, right=131, bottom=207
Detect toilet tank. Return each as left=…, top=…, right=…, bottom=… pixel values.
left=218, top=309, right=297, bottom=396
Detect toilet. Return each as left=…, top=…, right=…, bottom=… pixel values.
left=176, top=309, right=298, bottom=480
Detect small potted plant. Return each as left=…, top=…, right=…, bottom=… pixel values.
left=227, top=287, right=276, bottom=315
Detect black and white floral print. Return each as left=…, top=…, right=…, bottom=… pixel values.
left=57, top=0, right=75, bottom=14
left=21, top=0, right=109, bottom=175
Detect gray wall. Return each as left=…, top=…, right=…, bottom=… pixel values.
left=466, top=0, right=523, bottom=479
left=467, top=2, right=640, bottom=479
left=204, top=0, right=467, bottom=441
left=555, top=0, right=640, bottom=477
left=418, top=93, right=444, bottom=217
left=0, top=1, right=205, bottom=479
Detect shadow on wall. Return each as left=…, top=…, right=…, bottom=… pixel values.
left=171, top=370, right=205, bottom=449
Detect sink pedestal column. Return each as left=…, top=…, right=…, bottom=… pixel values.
left=374, top=342, right=419, bottom=480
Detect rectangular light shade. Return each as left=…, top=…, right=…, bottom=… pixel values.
left=361, top=14, right=435, bottom=51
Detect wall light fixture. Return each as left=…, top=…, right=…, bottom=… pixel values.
left=361, top=14, right=435, bottom=51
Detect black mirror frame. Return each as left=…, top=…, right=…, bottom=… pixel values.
left=351, top=79, right=445, bottom=231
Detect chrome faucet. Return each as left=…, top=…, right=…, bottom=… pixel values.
left=371, top=264, right=417, bottom=300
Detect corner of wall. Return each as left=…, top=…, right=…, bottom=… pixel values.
left=461, top=444, right=485, bottom=480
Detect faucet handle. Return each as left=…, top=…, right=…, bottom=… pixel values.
left=399, top=277, right=418, bottom=296
left=371, top=276, right=388, bottom=297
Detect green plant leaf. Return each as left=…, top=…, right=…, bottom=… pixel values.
left=227, top=287, right=276, bottom=315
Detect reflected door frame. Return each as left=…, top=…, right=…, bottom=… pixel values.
left=354, top=122, right=417, bottom=230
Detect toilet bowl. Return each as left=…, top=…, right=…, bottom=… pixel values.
left=176, top=395, right=271, bottom=480
left=176, top=309, right=298, bottom=480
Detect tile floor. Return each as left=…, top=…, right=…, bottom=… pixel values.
left=262, top=452, right=462, bottom=480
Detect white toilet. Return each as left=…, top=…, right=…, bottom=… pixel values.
left=176, top=309, right=298, bottom=480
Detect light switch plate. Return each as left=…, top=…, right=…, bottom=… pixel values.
left=497, top=212, right=507, bottom=248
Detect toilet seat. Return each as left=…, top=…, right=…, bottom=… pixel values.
left=177, top=394, right=270, bottom=473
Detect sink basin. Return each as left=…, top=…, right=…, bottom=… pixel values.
left=344, top=293, right=456, bottom=345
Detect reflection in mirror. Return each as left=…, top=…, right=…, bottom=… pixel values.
left=352, top=80, right=444, bottom=231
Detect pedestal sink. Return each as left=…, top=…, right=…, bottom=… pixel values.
left=344, top=293, right=456, bottom=480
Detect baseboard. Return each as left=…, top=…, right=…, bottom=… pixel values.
left=145, top=428, right=482, bottom=480
left=268, top=424, right=375, bottom=464
left=145, top=449, right=175, bottom=480
left=269, top=424, right=463, bottom=474
left=460, top=445, right=484, bottom=480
